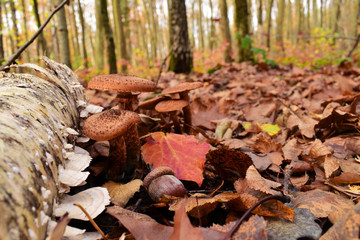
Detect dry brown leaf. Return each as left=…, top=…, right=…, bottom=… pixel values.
left=244, top=165, right=281, bottom=195
left=319, top=202, right=360, bottom=240
left=103, top=179, right=142, bottom=207
left=169, top=203, right=203, bottom=240
left=252, top=133, right=282, bottom=154
left=330, top=172, right=360, bottom=184
left=211, top=215, right=267, bottom=240
left=282, top=138, right=303, bottom=161
left=169, top=192, right=240, bottom=218
left=293, top=189, right=354, bottom=222
left=323, top=155, right=340, bottom=178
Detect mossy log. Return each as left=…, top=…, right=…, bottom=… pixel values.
left=0, top=57, right=85, bottom=239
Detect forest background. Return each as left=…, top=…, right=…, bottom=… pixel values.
left=0, top=0, right=359, bottom=80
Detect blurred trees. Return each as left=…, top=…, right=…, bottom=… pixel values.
left=0, top=0, right=359, bottom=74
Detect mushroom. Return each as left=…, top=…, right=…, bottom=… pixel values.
left=155, top=99, right=189, bottom=133
left=88, top=74, right=157, bottom=110
left=83, top=109, right=141, bottom=180
left=161, top=82, right=203, bottom=133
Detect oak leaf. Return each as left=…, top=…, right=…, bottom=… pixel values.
left=141, top=132, right=211, bottom=186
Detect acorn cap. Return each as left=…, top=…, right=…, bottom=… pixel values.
left=162, top=82, right=203, bottom=95
left=88, top=74, right=157, bottom=92
left=143, top=166, right=175, bottom=189
left=83, top=109, right=141, bottom=141
left=155, top=99, right=189, bottom=112
left=138, top=96, right=169, bottom=110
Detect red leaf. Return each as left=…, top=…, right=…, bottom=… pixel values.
left=141, top=132, right=211, bottom=186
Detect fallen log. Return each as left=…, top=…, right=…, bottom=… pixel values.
left=0, top=57, right=86, bottom=239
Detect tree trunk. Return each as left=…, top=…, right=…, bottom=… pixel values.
left=20, top=0, right=30, bottom=62
left=0, top=2, right=4, bottom=64
left=4, top=4, right=15, bottom=55
left=320, top=0, right=323, bottom=28
left=208, top=0, right=216, bottom=50
left=32, top=0, right=48, bottom=58
left=112, top=0, right=128, bottom=72
left=295, top=0, right=301, bottom=43
left=332, top=0, right=341, bottom=45
left=313, top=0, right=318, bottom=28
left=55, top=0, right=72, bottom=68
left=168, top=0, right=193, bottom=73
left=197, top=0, right=205, bottom=50
left=70, top=1, right=81, bottom=59
left=234, top=0, right=253, bottom=62
left=77, top=0, right=88, bottom=68
left=286, top=0, right=293, bottom=41
left=9, top=0, right=20, bottom=49
left=352, top=0, right=360, bottom=38
left=220, top=0, right=232, bottom=62
left=100, top=0, right=117, bottom=74
left=95, top=0, right=105, bottom=72
left=0, top=57, right=85, bottom=240
left=265, top=0, right=274, bottom=49
left=276, top=0, right=285, bottom=46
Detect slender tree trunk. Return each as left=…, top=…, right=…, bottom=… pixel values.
left=9, top=0, right=20, bottom=49
left=123, top=0, right=131, bottom=63
left=332, top=0, right=341, bottom=45
left=0, top=2, right=4, bottom=64
left=258, top=0, right=264, bottom=45
left=112, top=0, right=128, bottom=72
left=313, top=0, right=318, bottom=28
left=320, top=0, right=323, bottom=28
left=95, top=0, right=105, bottom=71
left=265, top=0, right=274, bottom=49
left=142, top=0, right=155, bottom=60
left=4, top=3, right=15, bottom=55
left=20, top=0, right=30, bottom=62
left=149, top=0, right=159, bottom=59
left=286, top=0, right=293, bottom=42
left=234, top=0, right=253, bottom=62
left=168, top=0, right=193, bottom=73
left=100, top=0, right=117, bottom=74
left=220, top=0, right=232, bottom=62
left=208, top=0, right=216, bottom=50
left=197, top=0, right=205, bottom=50
left=276, top=0, right=285, bottom=46
left=77, top=0, right=88, bottom=68
left=295, top=0, right=301, bottom=43
left=70, top=2, right=81, bottom=58
left=32, top=0, right=48, bottom=58
left=190, top=0, right=196, bottom=49
left=352, top=0, right=360, bottom=37
left=55, top=0, right=72, bottom=68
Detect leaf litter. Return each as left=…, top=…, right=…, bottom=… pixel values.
left=73, top=62, right=360, bottom=239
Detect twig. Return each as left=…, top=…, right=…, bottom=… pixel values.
left=155, top=44, right=174, bottom=86
left=347, top=34, right=360, bottom=58
left=3, top=0, right=69, bottom=67
left=73, top=203, right=107, bottom=239
left=221, top=195, right=291, bottom=240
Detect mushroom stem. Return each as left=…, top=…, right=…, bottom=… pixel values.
left=108, top=136, right=127, bottom=180
left=180, top=91, right=192, bottom=134
left=123, top=123, right=141, bottom=179
left=169, top=111, right=182, bottom=133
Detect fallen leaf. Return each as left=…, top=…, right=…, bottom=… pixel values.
left=211, top=215, right=267, bottom=240
left=206, top=148, right=253, bottom=182
left=293, top=189, right=354, bottom=222
left=243, top=165, right=282, bottom=195
left=141, top=132, right=211, bottom=185
left=319, top=202, right=360, bottom=240
left=266, top=207, right=322, bottom=240
left=260, top=123, right=281, bottom=136
left=103, top=179, right=142, bottom=206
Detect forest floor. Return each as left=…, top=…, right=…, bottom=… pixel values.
left=75, top=61, right=360, bottom=239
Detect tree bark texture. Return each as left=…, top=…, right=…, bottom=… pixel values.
left=265, top=0, right=274, bottom=49
left=220, top=0, right=232, bottom=62
left=95, top=0, right=105, bottom=71
left=0, top=2, right=4, bottom=64
left=100, top=0, right=117, bottom=74
left=168, top=0, right=192, bottom=73
left=55, top=0, right=72, bottom=68
left=32, top=0, right=48, bottom=57
left=112, top=0, right=128, bottom=72
left=0, top=57, right=85, bottom=239
left=234, top=0, right=253, bottom=62
left=276, top=0, right=285, bottom=45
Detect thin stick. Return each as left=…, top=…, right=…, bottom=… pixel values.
left=221, top=195, right=291, bottom=240
left=347, top=34, right=360, bottom=58
left=73, top=203, right=107, bottom=239
left=3, top=0, right=69, bottom=67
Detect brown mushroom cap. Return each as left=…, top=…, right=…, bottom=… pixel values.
left=143, top=166, right=175, bottom=189
left=83, top=109, right=141, bottom=141
left=155, top=99, right=189, bottom=112
left=161, top=82, right=203, bottom=95
left=88, top=74, right=157, bottom=92
left=138, top=96, right=169, bottom=110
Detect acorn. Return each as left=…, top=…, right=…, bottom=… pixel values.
left=143, top=167, right=187, bottom=202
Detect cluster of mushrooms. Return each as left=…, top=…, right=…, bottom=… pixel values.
left=82, top=74, right=203, bottom=183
